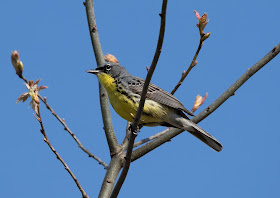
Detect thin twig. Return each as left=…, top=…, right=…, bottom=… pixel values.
left=131, top=43, right=280, bottom=162
left=18, top=74, right=108, bottom=168
left=133, top=128, right=169, bottom=148
left=84, top=0, right=119, bottom=155
left=171, top=36, right=203, bottom=95
left=41, top=95, right=108, bottom=168
left=110, top=1, right=168, bottom=197
left=34, top=105, right=89, bottom=198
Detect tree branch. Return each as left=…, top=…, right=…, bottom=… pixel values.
left=98, top=156, right=123, bottom=198
left=43, top=95, right=108, bottom=168
left=131, top=43, right=280, bottom=162
left=171, top=38, right=203, bottom=95
left=133, top=128, right=169, bottom=148
left=18, top=75, right=108, bottom=168
left=171, top=11, right=210, bottom=95
left=34, top=106, right=89, bottom=198
left=84, top=0, right=119, bottom=155
left=110, top=1, right=168, bottom=197
left=84, top=0, right=127, bottom=197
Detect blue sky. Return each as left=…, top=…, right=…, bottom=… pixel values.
left=1, top=0, right=280, bottom=197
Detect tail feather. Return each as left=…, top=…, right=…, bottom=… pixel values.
left=176, top=118, right=222, bottom=152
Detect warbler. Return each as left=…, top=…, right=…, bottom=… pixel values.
left=87, top=62, right=222, bottom=152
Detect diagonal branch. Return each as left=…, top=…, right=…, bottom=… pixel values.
left=171, top=38, right=203, bottom=95
left=110, top=1, right=168, bottom=197
left=84, top=0, right=119, bottom=155
left=131, top=43, right=280, bottom=162
left=34, top=106, right=89, bottom=198
left=18, top=75, right=108, bottom=168
left=133, top=128, right=169, bottom=148
left=171, top=11, right=210, bottom=95
left=42, top=96, right=109, bottom=169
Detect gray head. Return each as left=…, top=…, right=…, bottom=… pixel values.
left=86, top=62, right=130, bottom=78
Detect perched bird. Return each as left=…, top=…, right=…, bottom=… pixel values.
left=87, top=62, right=222, bottom=151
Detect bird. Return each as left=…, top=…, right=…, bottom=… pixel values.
left=87, top=62, right=222, bottom=152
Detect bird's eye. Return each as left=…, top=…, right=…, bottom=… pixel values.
left=104, top=64, right=111, bottom=72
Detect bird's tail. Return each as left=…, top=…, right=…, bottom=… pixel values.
left=174, top=117, right=222, bottom=152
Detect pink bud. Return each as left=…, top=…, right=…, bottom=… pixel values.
left=104, top=54, right=119, bottom=63
left=11, top=50, right=24, bottom=75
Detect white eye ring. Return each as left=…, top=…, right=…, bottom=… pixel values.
left=105, top=64, right=111, bottom=71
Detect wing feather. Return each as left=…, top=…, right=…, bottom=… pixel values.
left=121, top=76, right=193, bottom=116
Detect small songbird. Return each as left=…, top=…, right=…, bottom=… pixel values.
left=87, top=62, right=222, bottom=151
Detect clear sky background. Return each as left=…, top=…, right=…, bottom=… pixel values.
left=1, top=0, right=280, bottom=197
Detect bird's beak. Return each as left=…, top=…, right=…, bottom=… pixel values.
left=86, top=69, right=99, bottom=75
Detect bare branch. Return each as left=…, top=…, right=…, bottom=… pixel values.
left=131, top=43, right=280, bottom=162
left=110, top=130, right=137, bottom=198
left=12, top=51, right=108, bottom=168
left=34, top=105, right=89, bottom=198
left=98, top=156, right=123, bottom=198
left=133, top=128, right=169, bottom=148
left=84, top=0, right=124, bottom=196
left=171, top=34, right=204, bottom=95
left=24, top=79, right=108, bottom=168
left=171, top=11, right=210, bottom=95
left=42, top=95, right=108, bottom=168
left=84, top=0, right=119, bottom=155
left=111, top=1, right=168, bottom=197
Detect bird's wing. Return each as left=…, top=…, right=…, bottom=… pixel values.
left=123, top=76, right=193, bottom=116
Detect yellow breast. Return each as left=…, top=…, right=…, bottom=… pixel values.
left=97, top=73, right=168, bottom=124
